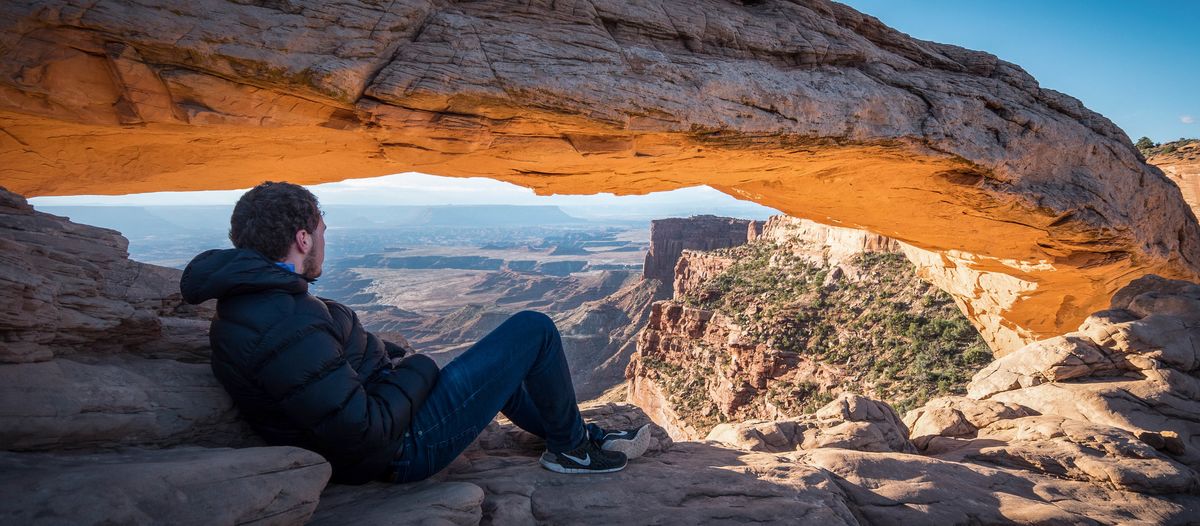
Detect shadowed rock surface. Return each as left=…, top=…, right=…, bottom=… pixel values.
left=0, top=187, right=213, bottom=364
left=0, top=446, right=330, bottom=526
left=0, top=355, right=258, bottom=451
left=312, top=480, right=484, bottom=526
left=2, top=0, right=1198, bottom=353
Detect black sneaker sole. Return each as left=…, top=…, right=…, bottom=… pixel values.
left=600, top=425, right=652, bottom=460
left=539, top=452, right=626, bottom=474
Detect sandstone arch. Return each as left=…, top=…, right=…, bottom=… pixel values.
left=1, top=0, right=1197, bottom=354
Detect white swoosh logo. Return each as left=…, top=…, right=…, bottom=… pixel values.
left=562, top=452, right=591, bottom=466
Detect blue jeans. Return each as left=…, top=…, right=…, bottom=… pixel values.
left=385, top=310, right=604, bottom=483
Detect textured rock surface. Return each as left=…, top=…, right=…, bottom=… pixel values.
left=0, top=188, right=258, bottom=453
left=0, top=446, right=330, bottom=526
left=340, top=400, right=1200, bottom=525
left=1149, top=141, right=1200, bottom=216
left=903, top=395, right=1033, bottom=450
left=1, top=1, right=1197, bottom=351
left=0, top=355, right=257, bottom=451
left=941, top=415, right=1199, bottom=495
left=314, top=480, right=485, bottom=526
left=0, top=187, right=214, bottom=364
left=440, top=402, right=860, bottom=525
left=808, top=448, right=1200, bottom=525
left=643, top=215, right=762, bottom=292
left=967, top=275, right=1200, bottom=469
left=629, top=216, right=990, bottom=439
left=707, top=394, right=916, bottom=454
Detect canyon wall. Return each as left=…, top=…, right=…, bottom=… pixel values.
left=642, top=215, right=763, bottom=293
left=1148, top=141, right=1200, bottom=216
left=629, top=216, right=992, bottom=440
left=1, top=0, right=1197, bottom=355
left=3, top=188, right=1199, bottom=523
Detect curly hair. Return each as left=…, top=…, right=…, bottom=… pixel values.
left=229, top=181, right=322, bottom=261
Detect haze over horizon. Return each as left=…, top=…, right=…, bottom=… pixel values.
left=28, top=174, right=782, bottom=221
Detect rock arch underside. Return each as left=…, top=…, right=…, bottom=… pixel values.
left=0, top=0, right=1197, bottom=354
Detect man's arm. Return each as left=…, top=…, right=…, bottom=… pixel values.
left=254, top=321, right=438, bottom=455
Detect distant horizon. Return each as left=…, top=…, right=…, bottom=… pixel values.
left=28, top=173, right=782, bottom=220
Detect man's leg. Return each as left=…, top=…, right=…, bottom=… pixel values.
left=388, top=310, right=589, bottom=483
left=499, top=384, right=610, bottom=444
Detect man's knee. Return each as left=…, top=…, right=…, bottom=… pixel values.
left=511, top=310, right=555, bottom=333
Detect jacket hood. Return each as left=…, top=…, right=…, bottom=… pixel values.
left=180, top=248, right=310, bottom=304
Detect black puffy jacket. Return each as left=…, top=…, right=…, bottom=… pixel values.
left=180, top=248, right=439, bottom=484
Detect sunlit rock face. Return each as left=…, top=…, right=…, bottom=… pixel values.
left=1, top=0, right=1197, bottom=354
left=1148, top=142, right=1200, bottom=217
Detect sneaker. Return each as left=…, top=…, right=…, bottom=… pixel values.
left=539, top=440, right=627, bottom=474
left=595, top=423, right=653, bottom=460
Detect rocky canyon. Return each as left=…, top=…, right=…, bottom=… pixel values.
left=2, top=0, right=1200, bottom=524
left=4, top=187, right=1200, bottom=523
left=2, top=0, right=1198, bottom=353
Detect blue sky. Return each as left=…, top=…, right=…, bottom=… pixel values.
left=842, top=0, right=1198, bottom=143
left=31, top=1, right=1196, bottom=209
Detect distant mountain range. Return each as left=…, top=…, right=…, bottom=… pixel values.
left=34, top=204, right=590, bottom=240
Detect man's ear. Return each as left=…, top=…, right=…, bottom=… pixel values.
left=294, top=229, right=310, bottom=253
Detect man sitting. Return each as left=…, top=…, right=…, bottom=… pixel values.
left=180, top=181, right=650, bottom=484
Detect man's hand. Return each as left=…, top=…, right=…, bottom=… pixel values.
left=382, top=336, right=416, bottom=365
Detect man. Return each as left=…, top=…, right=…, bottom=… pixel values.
left=180, top=181, right=651, bottom=484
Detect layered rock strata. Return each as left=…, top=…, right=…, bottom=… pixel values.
left=642, top=215, right=763, bottom=292
left=1, top=0, right=1197, bottom=353
left=629, top=216, right=992, bottom=439
left=1148, top=140, right=1200, bottom=216
left=0, top=187, right=257, bottom=451
left=0, top=187, right=213, bottom=364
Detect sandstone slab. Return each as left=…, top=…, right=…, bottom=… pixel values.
left=965, top=275, right=1200, bottom=469
left=808, top=448, right=1200, bottom=525
left=941, top=415, right=1200, bottom=495
left=707, top=394, right=916, bottom=454
left=0, top=355, right=258, bottom=451
left=0, top=446, right=329, bottom=526
left=314, top=480, right=485, bottom=526
left=0, top=187, right=214, bottom=364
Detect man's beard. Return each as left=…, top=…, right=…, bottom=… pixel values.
left=302, top=250, right=322, bottom=280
